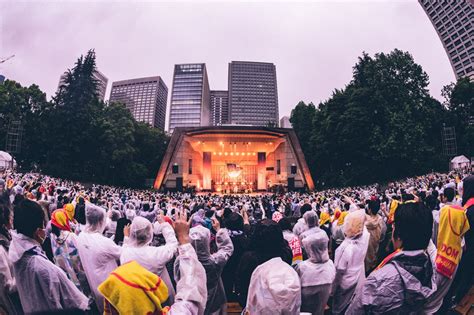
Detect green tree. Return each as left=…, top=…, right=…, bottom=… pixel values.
left=0, top=50, right=170, bottom=188
left=442, top=77, right=474, bottom=158
left=293, top=49, right=447, bottom=188
left=46, top=49, right=104, bottom=180
left=0, top=80, right=53, bottom=168
left=290, top=101, right=317, bottom=177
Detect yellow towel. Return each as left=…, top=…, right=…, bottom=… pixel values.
left=98, top=261, right=169, bottom=315
left=435, top=205, right=470, bottom=278
left=63, top=203, right=75, bottom=221
left=387, top=199, right=399, bottom=224
left=319, top=212, right=331, bottom=226
left=337, top=211, right=348, bottom=226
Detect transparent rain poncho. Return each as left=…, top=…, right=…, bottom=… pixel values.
left=245, top=257, right=301, bottom=315
left=332, top=210, right=369, bottom=314
left=77, top=202, right=122, bottom=312
left=121, top=217, right=179, bottom=304
left=129, top=216, right=154, bottom=247
left=84, top=202, right=107, bottom=234
left=8, top=231, right=89, bottom=313
left=296, top=233, right=336, bottom=315
left=189, top=225, right=234, bottom=314
left=299, top=211, right=326, bottom=243
left=126, top=209, right=136, bottom=221
left=304, top=210, right=319, bottom=228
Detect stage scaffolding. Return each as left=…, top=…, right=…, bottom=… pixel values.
left=441, top=125, right=457, bottom=157
left=5, top=120, right=23, bottom=154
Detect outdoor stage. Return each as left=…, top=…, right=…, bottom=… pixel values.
left=154, top=126, right=314, bottom=192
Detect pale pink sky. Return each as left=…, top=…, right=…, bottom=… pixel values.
left=1, top=0, right=455, bottom=129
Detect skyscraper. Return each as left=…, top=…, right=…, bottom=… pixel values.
left=168, top=63, right=210, bottom=133
left=109, top=76, right=168, bottom=130
left=280, top=116, right=292, bottom=128
left=58, top=69, right=109, bottom=101
left=419, top=0, right=474, bottom=80
left=210, top=90, right=229, bottom=126
left=228, top=61, right=279, bottom=126
left=0, top=75, right=5, bottom=84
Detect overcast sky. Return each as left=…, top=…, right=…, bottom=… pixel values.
left=1, top=0, right=455, bottom=129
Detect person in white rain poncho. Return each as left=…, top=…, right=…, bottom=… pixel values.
left=296, top=232, right=336, bottom=315
left=98, top=210, right=208, bottom=315
left=292, top=204, right=312, bottom=238
left=189, top=218, right=234, bottom=315
left=346, top=202, right=437, bottom=314
left=120, top=215, right=178, bottom=304
left=0, top=201, right=21, bottom=314
left=299, top=210, right=326, bottom=243
left=9, top=199, right=89, bottom=314
left=76, top=202, right=121, bottom=312
left=332, top=209, right=369, bottom=314
left=244, top=256, right=301, bottom=315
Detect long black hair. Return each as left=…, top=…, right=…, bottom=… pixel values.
left=462, top=175, right=474, bottom=206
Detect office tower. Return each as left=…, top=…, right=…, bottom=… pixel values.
left=168, top=63, right=211, bottom=133
left=210, top=90, right=229, bottom=126
left=419, top=0, right=474, bottom=79
left=109, top=76, right=168, bottom=130
left=0, top=75, right=5, bottom=84
left=58, top=69, right=109, bottom=101
left=228, top=61, right=279, bottom=126
left=280, top=116, right=292, bottom=128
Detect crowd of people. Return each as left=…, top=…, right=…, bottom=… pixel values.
left=0, top=169, right=473, bottom=315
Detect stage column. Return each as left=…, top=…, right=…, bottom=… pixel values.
left=203, top=152, right=212, bottom=190
left=257, top=152, right=266, bottom=191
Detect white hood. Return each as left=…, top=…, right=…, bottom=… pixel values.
left=8, top=231, right=41, bottom=263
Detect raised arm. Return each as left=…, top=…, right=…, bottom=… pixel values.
left=210, top=218, right=234, bottom=267
left=169, top=210, right=207, bottom=315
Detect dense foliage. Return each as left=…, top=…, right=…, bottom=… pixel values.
left=0, top=50, right=169, bottom=188
left=291, top=49, right=473, bottom=188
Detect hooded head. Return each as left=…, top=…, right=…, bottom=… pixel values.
left=126, top=209, right=136, bottom=221
left=130, top=216, right=153, bottom=247
left=189, top=225, right=211, bottom=261
left=303, top=210, right=319, bottom=228
left=246, top=257, right=301, bottom=315
left=343, top=210, right=366, bottom=238
left=110, top=209, right=121, bottom=222
left=302, top=232, right=329, bottom=263
left=85, top=203, right=107, bottom=233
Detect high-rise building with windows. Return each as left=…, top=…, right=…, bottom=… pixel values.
left=210, top=90, right=229, bottom=126
left=109, top=76, right=168, bottom=130
left=228, top=61, right=279, bottom=126
left=419, top=0, right=474, bottom=80
left=280, top=116, right=292, bottom=128
left=58, top=69, right=109, bottom=101
left=168, top=63, right=210, bottom=133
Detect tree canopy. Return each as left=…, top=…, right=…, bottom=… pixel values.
left=1, top=49, right=169, bottom=188
left=291, top=49, right=466, bottom=188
